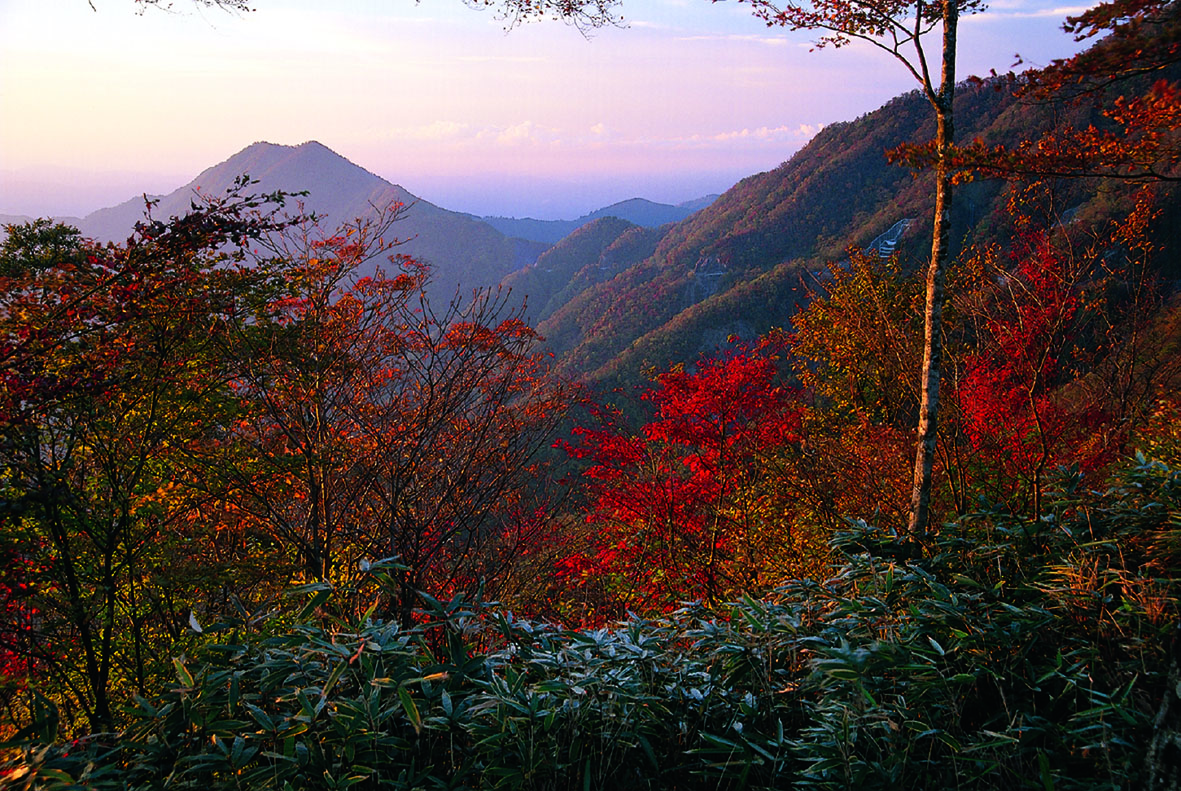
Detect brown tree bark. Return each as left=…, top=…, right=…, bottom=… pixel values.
left=907, top=0, right=958, bottom=535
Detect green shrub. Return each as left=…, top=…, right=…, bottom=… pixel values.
left=4, top=459, right=1176, bottom=790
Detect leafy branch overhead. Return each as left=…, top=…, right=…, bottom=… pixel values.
left=892, top=0, right=1181, bottom=182
left=127, top=0, right=252, bottom=11
left=731, top=0, right=984, bottom=89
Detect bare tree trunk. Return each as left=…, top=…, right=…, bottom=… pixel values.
left=907, top=0, right=958, bottom=535
left=1145, top=624, right=1181, bottom=790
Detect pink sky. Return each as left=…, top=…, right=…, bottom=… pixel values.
left=0, top=0, right=1088, bottom=219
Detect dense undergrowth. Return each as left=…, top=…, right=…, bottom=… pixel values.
left=4, top=455, right=1176, bottom=790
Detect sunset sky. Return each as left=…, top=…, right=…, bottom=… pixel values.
left=1, top=0, right=1089, bottom=219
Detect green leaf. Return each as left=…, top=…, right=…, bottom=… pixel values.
left=245, top=704, right=276, bottom=732
left=398, top=687, right=422, bottom=734
left=1038, top=751, right=1055, bottom=791
left=287, top=581, right=334, bottom=596
left=33, top=768, right=75, bottom=783
left=297, top=586, right=334, bottom=620
left=173, top=657, right=195, bottom=689
left=637, top=733, right=658, bottom=769
left=278, top=722, right=309, bottom=739
left=322, top=660, right=348, bottom=701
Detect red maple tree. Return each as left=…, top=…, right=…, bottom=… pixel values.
left=560, top=339, right=805, bottom=618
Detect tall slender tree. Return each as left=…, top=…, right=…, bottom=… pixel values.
left=742, top=0, right=977, bottom=534
left=475, top=0, right=977, bottom=533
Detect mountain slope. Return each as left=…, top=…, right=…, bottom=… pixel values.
left=502, top=217, right=670, bottom=325
left=536, top=77, right=1174, bottom=387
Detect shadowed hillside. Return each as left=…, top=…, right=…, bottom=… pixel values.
left=481, top=196, right=717, bottom=244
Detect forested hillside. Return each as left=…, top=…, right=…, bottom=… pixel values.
left=500, top=216, right=664, bottom=324
left=537, top=71, right=1181, bottom=388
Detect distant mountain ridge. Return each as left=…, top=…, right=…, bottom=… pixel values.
left=112, top=142, right=542, bottom=304
left=479, top=195, right=718, bottom=244
left=6, top=74, right=1178, bottom=398
left=1, top=145, right=719, bottom=304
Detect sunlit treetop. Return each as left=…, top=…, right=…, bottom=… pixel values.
left=450, top=0, right=984, bottom=97
left=1027, top=0, right=1181, bottom=96
left=731, top=0, right=985, bottom=46
left=727, top=0, right=986, bottom=94
left=122, top=0, right=623, bottom=30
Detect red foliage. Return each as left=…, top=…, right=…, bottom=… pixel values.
left=0, top=550, right=48, bottom=688
left=560, top=339, right=802, bottom=618
left=958, top=232, right=1113, bottom=515
left=220, top=215, right=569, bottom=624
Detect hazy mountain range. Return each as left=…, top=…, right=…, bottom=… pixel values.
left=520, top=78, right=1179, bottom=388
left=476, top=196, right=718, bottom=245
left=1, top=141, right=715, bottom=306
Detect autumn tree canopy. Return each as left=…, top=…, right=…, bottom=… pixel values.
left=559, top=339, right=817, bottom=618
left=894, top=0, right=1181, bottom=183
left=0, top=186, right=294, bottom=732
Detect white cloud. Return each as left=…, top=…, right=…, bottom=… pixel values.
left=495, top=121, right=564, bottom=146
left=676, top=33, right=791, bottom=46
left=972, top=5, right=1090, bottom=21
left=409, top=121, right=473, bottom=141
left=683, top=123, right=822, bottom=145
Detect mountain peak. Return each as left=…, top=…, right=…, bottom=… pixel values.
left=174, top=140, right=405, bottom=219
left=74, top=141, right=413, bottom=244
left=238, top=139, right=327, bottom=152
left=215, top=140, right=357, bottom=176
left=66, top=140, right=530, bottom=308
